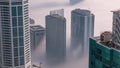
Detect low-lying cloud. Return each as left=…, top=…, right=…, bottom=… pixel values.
left=30, top=0, right=84, bottom=10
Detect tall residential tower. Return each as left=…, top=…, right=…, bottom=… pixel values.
left=0, top=0, right=31, bottom=68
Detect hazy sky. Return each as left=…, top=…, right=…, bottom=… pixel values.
left=30, top=0, right=120, bottom=68
left=29, top=0, right=120, bottom=36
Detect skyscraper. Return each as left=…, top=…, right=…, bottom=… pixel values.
left=112, top=10, right=120, bottom=46
left=0, top=0, right=31, bottom=68
left=89, top=10, right=120, bottom=68
left=89, top=32, right=120, bottom=68
left=30, top=25, right=45, bottom=50
left=46, top=14, right=66, bottom=64
left=50, top=9, right=64, bottom=17
left=71, top=9, right=94, bottom=51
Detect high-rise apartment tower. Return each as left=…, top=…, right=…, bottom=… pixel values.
left=0, top=0, right=31, bottom=68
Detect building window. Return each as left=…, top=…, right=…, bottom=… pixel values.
left=19, top=27, right=23, bottom=36
left=18, top=17, right=23, bottom=26
left=14, top=48, right=18, bottom=57
left=20, top=56, right=24, bottom=65
left=103, top=64, right=110, bottom=68
left=19, top=47, right=24, bottom=56
left=96, top=48, right=102, bottom=55
left=14, top=57, right=19, bottom=66
left=13, top=27, right=18, bottom=37
left=17, top=6, right=23, bottom=16
left=91, top=61, right=95, bottom=67
left=36, top=33, right=40, bottom=36
left=13, top=38, right=18, bottom=47
left=12, top=17, right=17, bottom=27
left=19, top=37, right=24, bottom=46
left=95, top=54, right=102, bottom=62
left=12, top=7, right=17, bottom=16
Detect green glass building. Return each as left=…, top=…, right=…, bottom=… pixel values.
left=89, top=35, right=120, bottom=68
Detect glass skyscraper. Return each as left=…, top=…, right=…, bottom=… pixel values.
left=89, top=32, right=120, bottom=68
left=46, top=14, right=66, bottom=65
left=71, top=9, right=94, bottom=52
left=0, top=0, right=31, bottom=68
left=89, top=10, right=120, bottom=68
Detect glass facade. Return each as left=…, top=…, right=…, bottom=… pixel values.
left=11, top=2, right=25, bottom=67
left=89, top=38, right=120, bottom=68
left=71, top=9, right=94, bottom=51
left=46, top=14, right=66, bottom=64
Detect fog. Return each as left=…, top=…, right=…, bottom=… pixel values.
left=29, top=0, right=120, bottom=68
left=30, top=0, right=83, bottom=9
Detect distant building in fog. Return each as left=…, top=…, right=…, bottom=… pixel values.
left=71, top=9, right=94, bottom=51
left=30, top=18, right=35, bottom=26
left=46, top=14, right=66, bottom=64
left=50, top=9, right=64, bottom=17
left=30, top=25, right=45, bottom=50
left=70, top=0, right=82, bottom=5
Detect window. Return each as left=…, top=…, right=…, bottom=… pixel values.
left=36, top=33, right=40, bottom=36
left=12, top=7, right=17, bottom=16
left=95, top=54, right=102, bottom=62
left=14, top=57, right=19, bottom=66
left=91, top=61, right=95, bottom=67
left=19, top=27, right=23, bottom=36
left=13, top=28, right=18, bottom=37
left=20, top=57, right=24, bottom=65
left=14, top=48, right=18, bottom=57
left=19, top=47, right=24, bottom=56
left=13, top=38, right=18, bottom=47
left=19, top=37, right=24, bottom=46
left=18, top=17, right=23, bottom=26
left=12, top=17, right=17, bottom=27
left=0, top=2, right=9, bottom=5
left=17, top=6, right=23, bottom=16
left=96, top=48, right=102, bottom=55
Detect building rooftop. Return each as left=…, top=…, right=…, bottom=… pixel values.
left=112, top=9, right=120, bottom=14
left=94, top=31, right=120, bottom=50
left=47, top=14, right=66, bottom=21
left=30, top=25, right=45, bottom=31
left=72, top=9, right=91, bottom=16
left=50, top=9, right=64, bottom=17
